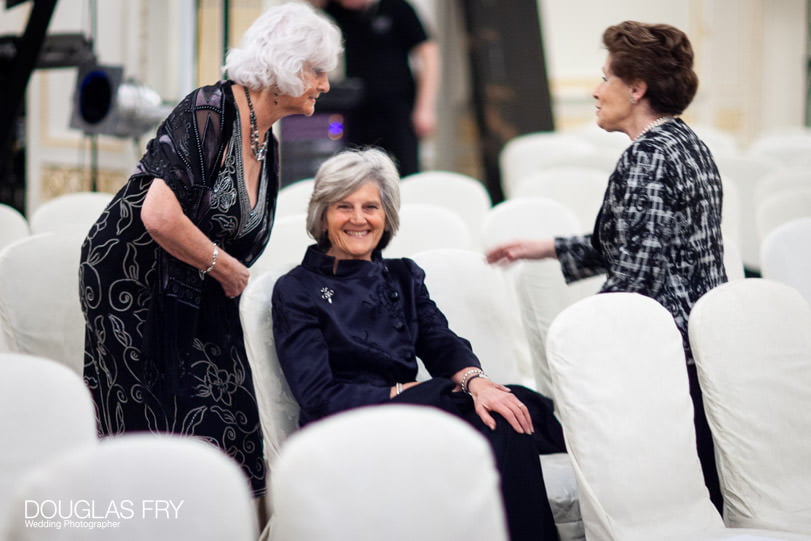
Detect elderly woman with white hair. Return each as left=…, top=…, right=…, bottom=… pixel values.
left=79, top=2, right=342, bottom=496
left=272, top=147, right=567, bottom=541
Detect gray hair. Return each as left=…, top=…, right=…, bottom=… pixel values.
left=307, top=148, right=401, bottom=251
left=224, top=2, right=343, bottom=96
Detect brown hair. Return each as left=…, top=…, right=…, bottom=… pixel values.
left=603, top=21, right=698, bottom=115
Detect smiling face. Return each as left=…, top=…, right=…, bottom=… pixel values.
left=277, top=63, right=330, bottom=117
left=592, top=55, right=636, bottom=136
left=324, top=181, right=387, bottom=262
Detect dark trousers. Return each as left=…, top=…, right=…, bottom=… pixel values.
left=392, top=378, right=565, bottom=541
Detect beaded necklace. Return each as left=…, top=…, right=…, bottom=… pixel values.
left=242, top=86, right=268, bottom=162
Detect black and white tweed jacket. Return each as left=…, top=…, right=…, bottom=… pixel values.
left=555, top=118, right=728, bottom=361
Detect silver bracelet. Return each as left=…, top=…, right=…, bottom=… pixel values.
left=200, top=242, right=218, bottom=277
left=460, top=368, right=486, bottom=395
left=396, top=382, right=403, bottom=396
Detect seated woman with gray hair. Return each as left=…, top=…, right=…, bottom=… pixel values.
left=271, top=147, right=566, bottom=541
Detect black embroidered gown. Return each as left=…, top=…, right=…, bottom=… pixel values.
left=80, top=81, right=274, bottom=495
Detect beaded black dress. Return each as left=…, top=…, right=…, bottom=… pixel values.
left=79, top=81, right=275, bottom=495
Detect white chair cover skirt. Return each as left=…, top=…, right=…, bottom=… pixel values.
left=0, top=232, right=87, bottom=375
left=760, top=217, right=811, bottom=306
left=689, top=279, right=811, bottom=534
left=0, top=353, right=98, bottom=537
left=546, top=293, right=723, bottom=541
left=5, top=434, right=258, bottom=541
left=268, top=405, right=509, bottom=541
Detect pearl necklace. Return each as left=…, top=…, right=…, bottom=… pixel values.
left=637, top=116, right=674, bottom=140
left=242, top=86, right=268, bottom=162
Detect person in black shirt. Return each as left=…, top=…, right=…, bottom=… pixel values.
left=312, top=0, right=440, bottom=175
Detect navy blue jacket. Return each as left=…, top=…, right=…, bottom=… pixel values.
left=272, top=246, right=480, bottom=426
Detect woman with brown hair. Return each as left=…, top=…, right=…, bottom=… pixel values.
left=487, top=21, right=727, bottom=510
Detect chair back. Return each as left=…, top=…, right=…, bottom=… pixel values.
left=514, top=261, right=603, bottom=397
left=481, top=197, right=582, bottom=251
left=385, top=203, right=472, bottom=257
left=250, top=214, right=310, bottom=276
left=755, top=187, right=811, bottom=246
left=511, top=166, right=607, bottom=234
left=0, top=232, right=86, bottom=375
left=275, top=179, right=314, bottom=219
left=760, top=217, right=811, bottom=306
left=4, top=434, right=257, bottom=540
left=29, top=191, right=113, bottom=235
left=0, top=203, right=29, bottom=253
left=546, top=293, right=723, bottom=541
left=499, top=131, right=595, bottom=197
left=400, top=170, right=491, bottom=245
left=689, top=279, right=811, bottom=534
left=0, top=353, right=98, bottom=536
left=749, top=130, right=811, bottom=167
left=238, top=268, right=300, bottom=483
left=268, top=405, right=508, bottom=541
left=715, top=154, right=781, bottom=271
left=410, top=249, right=530, bottom=386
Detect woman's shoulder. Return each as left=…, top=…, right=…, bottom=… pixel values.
left=382, top=256, right=424, bottom=275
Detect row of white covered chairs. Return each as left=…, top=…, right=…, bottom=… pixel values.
left=0, top=192, right=113, bottom=253
left=499, top=127, right=811, bottom=273
left=0, top=353, right=258, bottom=540
left=546, top=281, right=811, bottom=540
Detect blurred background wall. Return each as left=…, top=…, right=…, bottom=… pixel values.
left=1, top=0, right=807, bottom=214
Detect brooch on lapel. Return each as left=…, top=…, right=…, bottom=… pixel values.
left=320, top=287, right=334, bottom=304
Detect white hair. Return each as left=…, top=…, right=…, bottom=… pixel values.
left=224, top=2, right=343, bottom=96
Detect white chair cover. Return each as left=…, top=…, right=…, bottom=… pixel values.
left=723, top=240, right=746, bottom=281
left=275, top=179, right=315, bottom=219
left=400, top=170, right=491, bottom=246
left=481, top=197, right=583, bottom=251
left=4, top=434, right=257, bottom=541
left=514, top=261, right=603, bottom=398
left=410, top=248, right=530, bottom=387
left=0, top=232, right=86, bottom=375
left=749, top=131, right=811, bottom=167
left=689, top=279, right=811, bottom=534
left=754, top=167, right=811, bottom=202
left=499, top=132, right=596, bottom=197
left=481, top=197, right=600, bottom=397
left=570, top=122, right=631, bottom=156
left=511, top=166, right=607, bottom=234
left=715, top=155, right=781, bottom=271
left=546, top=292, right=810, bottom=541
left=755, top=187, right=811, bottom=246
left=0, top=353, right=98, bottom=537
left=238, top=267, right=300, bottom=528
left=0, top=203, right=29, bottom=253
left=721, top=174, right=742, bottom=253
left=268, top=405, right=509, bottom=541
left=250, top=214, right=310, bottom=277
left=691, top=123, right=741, bottom=158
left=28, top=191, right=113, bottom=235
left=760, top=217, right=811, bottom=306
left=385, top=203, right=472, bottom=257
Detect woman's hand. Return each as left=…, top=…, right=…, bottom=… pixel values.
left=468, top=377, right=535, bottom=435
left=209, top=251, right=250, bottom=299
left=485, top=238, right=557, bottom=266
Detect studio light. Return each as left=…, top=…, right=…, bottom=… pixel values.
left=69, top=63, right=172, bottom=138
